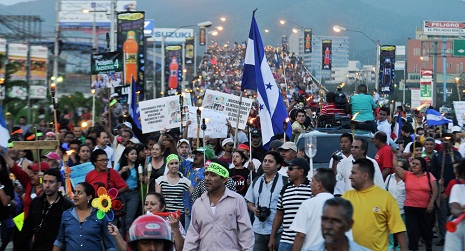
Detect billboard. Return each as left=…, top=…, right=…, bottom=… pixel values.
left=59, top=0, right=137, bottom=29
left=379, top=45, right=396, bottom=94
left=304, top=28, right=312, bottom=53
left=30, top=46, right=48, bottom=81
left=322, top=40, right=332, bottom=70
left=420, top=69, right=433, bottom=106
left=0, top=38, right=5, bottom=79
left=8, top=43, right=28, bottom=81
left=423, top=20, right=465, bottom=36
left=90, top=51, right=124, bottom=89
left=153, top=28, right=194, bottom=43
left=117, top=11, right=145, bottom=94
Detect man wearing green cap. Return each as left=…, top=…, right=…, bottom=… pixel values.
left=184, top=162, right=254, bottom=250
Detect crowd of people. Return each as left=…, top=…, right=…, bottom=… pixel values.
left=2, top=41, right=465, bottom=251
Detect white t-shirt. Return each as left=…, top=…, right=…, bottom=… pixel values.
left=289, top=192, right=334, bottom=249
left=384, top=174, right=406, bottom=214
left=335, top=156, right=384, bottom=194
left=450, top=184, right=465, bottom=207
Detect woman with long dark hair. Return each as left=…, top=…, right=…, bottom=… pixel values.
left=52, top=182, right=115, bottom=251
left=71, top=144, right=91, bottom=166
left=147, top=142, right=167, bottom=192
left=114, top=146, right=141, bottom=237
left=393, top=155, right=437, bottom=251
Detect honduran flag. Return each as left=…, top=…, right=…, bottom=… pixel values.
left=241, top=10, right=291, bottom=148
left=426, top=109, right=452, bottom=126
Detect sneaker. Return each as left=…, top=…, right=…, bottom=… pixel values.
left=436, top=239, right=445, bottom=246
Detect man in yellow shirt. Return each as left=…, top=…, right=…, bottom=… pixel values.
left=342, top=158, right=407, bottom=251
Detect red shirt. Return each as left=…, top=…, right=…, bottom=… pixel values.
left=375, top=144, right=393, bottom=174
left=320, top=103, right=346, bottom=116
left=85, top=169, right=128, bottom=195
left=404, top=171, right=436, bottom=208
left=445, top=179, right=465, bottom=197
left=10, top=163, right=42, bottom=218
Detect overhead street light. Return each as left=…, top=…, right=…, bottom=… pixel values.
left=333, top=25, right=380, bottom=91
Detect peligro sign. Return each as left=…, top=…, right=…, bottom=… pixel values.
left=153, top=28, right=195, bottom=42
left=423, top=20, right=465, bottom=36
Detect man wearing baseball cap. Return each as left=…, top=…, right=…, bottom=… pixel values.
left=250, top=129, right=266, bottom=162
left=184, top=162, right=254, bottom=250
left=278, top=142, right=298, bottom=176
left=43, top=151, right=61, bottom=169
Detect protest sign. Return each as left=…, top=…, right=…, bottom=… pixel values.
left=187, top=106, right=228, bottom=138
left=69, top=162, right=94, bottom=187
left=454, top=101, right=465, bottom=126
left=203, top=90, right=253, bottom=129
left=139, top=95, right=181, bottom=133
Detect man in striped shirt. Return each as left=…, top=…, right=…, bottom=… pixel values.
left=269, top=158, right=313, bottom=251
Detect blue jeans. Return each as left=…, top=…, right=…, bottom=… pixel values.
left=278, top=241, right=293, bottom=251
left=254, top=232, right=281, bottom=251
left=184, top=213, right=191, bottom=231
left=120, top=189, right=140, bottom=238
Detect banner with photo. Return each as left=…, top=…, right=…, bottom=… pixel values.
left=139, top=95, right=181, bottom=133
left=117, top=11, right=145, bottom=99
left=29, top=85, right=47, bottom=99
left=420, top=69, right=433, bottom=106
left=202, top=90, right=254, bottom=130
left=199, top=27, right=206, bottom=46
left=304, top=28, right=312, bottom=53
left=165, top=45, right=183, bottom=92
left=185, top=37, right=194, bottom=65
left=8, top=43, right=28, bottom=81
left=0, top=38, right=6, bottom=79
left=90, top=51, right=124, bottom=90
left=379, top=45, right=396, bottom=94
left=322, top=40, right=332, bottom=70
left=180, top=93, right=193, bottom=125
left=30, top=46, right=48, bottom=81
left=187, top=106, right=228, bottom=138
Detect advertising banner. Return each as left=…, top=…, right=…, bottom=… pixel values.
left=139, top=95, right=181, bottom=133
left=187, top=106, right=228, bottom=138
left=420, top=69, right=433, bottom=106
left=185, top=37, right=194, bottom=65
left=59, top=1, right=137, bottom=29
left=379, top=45, right=396, bottom=94
left=0, top=38, right=5, bottom=79
left=8, top=43, right=28, bottom=81
left=117, top=11, right=145, bottom=98
left=165, top=45, right=182, bottom=92
left=423, top=20, right=465, bottom=36
left=29, top=85, right=47, bottom=99
left=153, top=28, right=194, bottom=43
left=30, top=46, right=48, bottom=81
left=304, top=28, right=312, bottom=53
left=322, top=40, right=332, bottom=70
left=90, top=51, right=124, bottom=89
left=282, top=35, right=288, bottom=52
left=202, top=90, right=254, bottom=130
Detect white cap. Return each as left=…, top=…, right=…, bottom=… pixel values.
left=122, top=122, right=132, bottom=129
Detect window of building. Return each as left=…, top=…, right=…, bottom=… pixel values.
left=414, top=64, right=418, bottom=73
left=413, top=48, right=420, bottom=56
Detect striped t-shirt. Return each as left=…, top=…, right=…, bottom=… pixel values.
left=277, top=180, right=313, bottom=244
left=156, top=175, right=191, bottom=212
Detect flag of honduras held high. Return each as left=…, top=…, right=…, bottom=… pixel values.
left=241, top=10, right=291, bottom=148
left=0, top=105, right=10, bottom=149
left=426, top=108, right=452, bottom=126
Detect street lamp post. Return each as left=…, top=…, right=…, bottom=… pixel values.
left=333, top=25, right=380, bottom=92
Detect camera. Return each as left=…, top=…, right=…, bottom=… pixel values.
left=257, top=206, right=271, bottom=222
left=332, top=151, right=344, bottom=161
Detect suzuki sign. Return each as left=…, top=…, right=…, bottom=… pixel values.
left=153, top=28, right=194, bottom=42
left=423, top=20, right=465, bottom=36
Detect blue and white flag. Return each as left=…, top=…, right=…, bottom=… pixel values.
left=0, top=105, right=10, bottom=149
left=241, top=11, right=291, bottom=148
left=273, top=51, right=280, bottom=69
left=130, top=77, right=141, bottom=130
left=426, top=109, right=452, bottom=126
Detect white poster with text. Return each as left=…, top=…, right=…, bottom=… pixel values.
left=186, top=106, right=228, bottom=138
left=139, top=96, right=181, bottom=133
